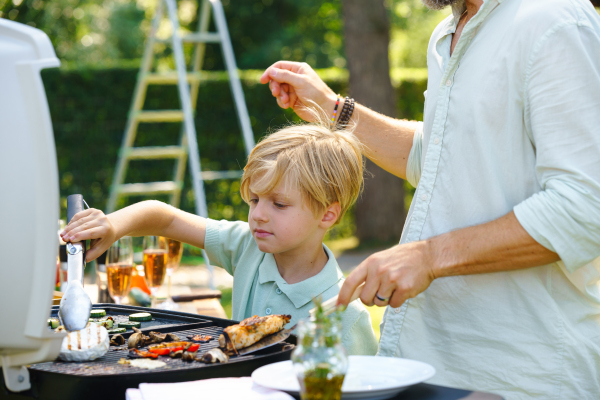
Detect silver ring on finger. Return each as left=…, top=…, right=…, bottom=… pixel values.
left=375, top=293, right=389, bottom=303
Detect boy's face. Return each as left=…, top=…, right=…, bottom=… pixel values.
left=248, top=179, right=324, bottom=255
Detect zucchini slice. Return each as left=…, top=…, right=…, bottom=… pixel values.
left=90, top=309, right=106, bottom=318
left=118, top=321, right=141, bottom=329
left=107, top=327, right=126, bottom=334
left=129, top=312, right=152, bottom=322
left=93, top=320, right=114, bottom=329
left=48, top=318, right=59, bottom=329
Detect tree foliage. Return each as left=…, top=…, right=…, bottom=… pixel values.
left=1, top=0, right=448, bottom=69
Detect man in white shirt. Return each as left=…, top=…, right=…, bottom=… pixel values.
left=260, top=0, right=600, bottom=398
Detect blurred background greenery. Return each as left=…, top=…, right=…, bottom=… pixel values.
left=0, top=0, right=447, bottom=69
left=1, top=0, right=447, bottom=244
left=6, top=1, right=595, bottom=246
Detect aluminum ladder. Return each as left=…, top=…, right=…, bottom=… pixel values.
left=107, top=0, right=255, bottom=288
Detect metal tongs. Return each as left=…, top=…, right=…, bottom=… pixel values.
left=58, top=194, right=92, bottom=331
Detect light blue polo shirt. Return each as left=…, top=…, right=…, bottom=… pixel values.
left=204, top=218, right=378, bottom=355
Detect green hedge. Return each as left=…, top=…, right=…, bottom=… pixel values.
left=42, top=64, right=426, bottom=236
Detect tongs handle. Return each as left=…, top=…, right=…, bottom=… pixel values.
left=67, top=194, right=84, bottom=223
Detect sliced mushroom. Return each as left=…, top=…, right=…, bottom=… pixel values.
left=128, top=332, right=143, bottom=349
left=166, top=333, right=180, bottom=342
left=170, top=350, right=183, bottom=358
left=149, top=331, right=167, bottom=343
left=181, top=351, right=196, bottom=362
left=199, top=348, right=229, bottom=364
left=110, top=334, right=125, bottom=346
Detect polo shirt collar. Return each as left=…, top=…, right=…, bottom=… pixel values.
left=258, top=245, right=344, bottom=309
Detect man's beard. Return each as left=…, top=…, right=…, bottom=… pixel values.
left=421, top=0, right=465, bottom=12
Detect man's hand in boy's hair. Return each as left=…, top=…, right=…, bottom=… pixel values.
left=260, top=61, right=337, bottom=123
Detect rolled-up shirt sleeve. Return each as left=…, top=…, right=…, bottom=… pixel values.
left=406, top=121, right=424, bottom=188
left=514, top=21, right=600, bottom=272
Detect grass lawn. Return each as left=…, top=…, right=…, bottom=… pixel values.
left=218, top=287, right=385, bottom=341
left=365, top=305, right=385, bottom=340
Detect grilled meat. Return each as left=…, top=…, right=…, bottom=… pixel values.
left=187, top=334, right=213, bottom=343
left=218, top=314, right=291, bottom=351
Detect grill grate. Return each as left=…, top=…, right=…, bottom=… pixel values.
left=30, top=325, right=286, bottom=377
left=50, top=304, right=213, bottom=334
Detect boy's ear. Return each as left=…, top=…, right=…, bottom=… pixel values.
left=320, top=202, right=341, bottom=229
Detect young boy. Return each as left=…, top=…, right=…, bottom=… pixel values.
left=61, top=116, right=378, bottom=355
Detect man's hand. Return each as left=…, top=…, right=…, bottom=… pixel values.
left=60, top=208, right=116, bottom=262
left=260, top=61, right=338, bottom=122
left=337, top=241, right=436, bottom=309
left=337, top=212, right=561, bottom=309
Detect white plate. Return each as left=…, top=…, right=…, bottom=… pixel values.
left=252, top=355, right=435, bottom=400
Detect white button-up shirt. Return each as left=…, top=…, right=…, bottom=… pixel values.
left=379, top=1, right=600, bottom=399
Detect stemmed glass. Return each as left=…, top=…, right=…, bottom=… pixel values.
left=157, top=239, right=184, bottom=310
left=106, top=236, right=134, bottom=305
left=142, top=236, right=168, bottom=307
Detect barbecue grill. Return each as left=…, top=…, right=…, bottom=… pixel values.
left=0, top=304, right=295, bottom=400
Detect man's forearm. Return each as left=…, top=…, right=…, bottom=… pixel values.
left=430, top=211, right=560, bottom=278
left=349, top=103, right=419, bottom=180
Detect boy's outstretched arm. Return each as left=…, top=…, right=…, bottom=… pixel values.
left=60, top=200, right=207, bottom=262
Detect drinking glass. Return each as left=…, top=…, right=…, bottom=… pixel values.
left=157, top=239, right=184, bottom=310
left=106, top=236, right=134, bottom=304
left=142, top=236, right=168, bottom=307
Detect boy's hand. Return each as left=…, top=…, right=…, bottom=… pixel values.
left=60, top=208, right=117, bottom=262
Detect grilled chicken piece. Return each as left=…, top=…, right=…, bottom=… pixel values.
left=219, top=314, right=291, bottom=351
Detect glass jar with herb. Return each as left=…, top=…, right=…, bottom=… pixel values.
left=292, top=309, right=348, bottom=400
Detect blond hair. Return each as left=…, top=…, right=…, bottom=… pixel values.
left=240, top=109, right=363, bottom=224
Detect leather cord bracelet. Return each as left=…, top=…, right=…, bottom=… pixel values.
left=337, top=97, right=355, bottom=127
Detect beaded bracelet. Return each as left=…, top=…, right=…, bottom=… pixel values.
left=337, top=97, right=355, bottom=127
left=338, top=97, right=350, bottom=123
left=331, top=95, right=341, bottom=124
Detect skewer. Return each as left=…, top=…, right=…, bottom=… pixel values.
left=309, top=283, right=366, bottom=318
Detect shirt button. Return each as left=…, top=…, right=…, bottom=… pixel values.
left=434, top=138, right=440, bottom=145
left=446, top=79, right=452, bottom=87
left=394, top=307, right=402, bottom=314
left=265, top=308, right=272, bottom=315
left=275, top=288, right=282, bottom=295
left=421, top=194, right=427, bottom=201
